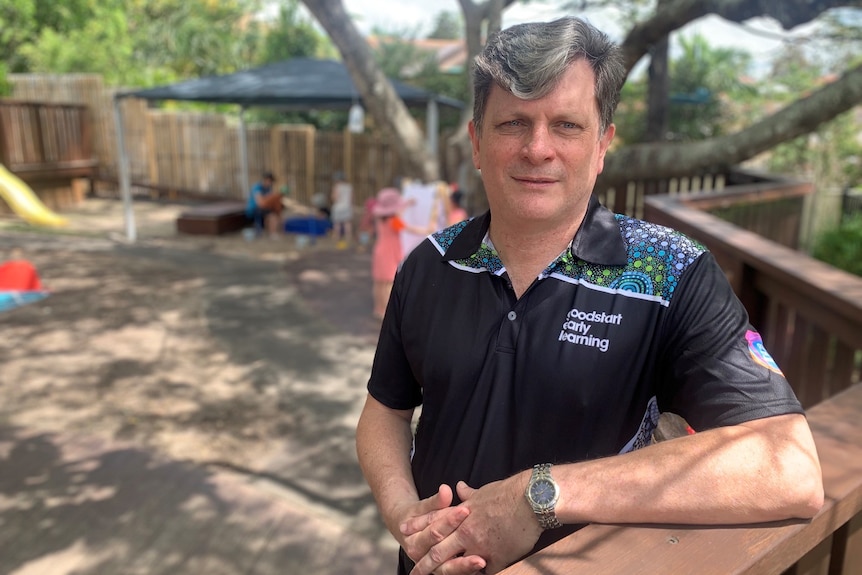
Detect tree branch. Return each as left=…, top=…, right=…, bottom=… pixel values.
left=603, top=61, right=862, bottom=182
left=620, top=0, right=862, bottom=73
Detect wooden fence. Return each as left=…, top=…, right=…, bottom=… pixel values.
left=8, top=74, right=416, bottom=208
left=0, top=99, right=98, bottom=212
left=0, top=100, right=95, bottom=179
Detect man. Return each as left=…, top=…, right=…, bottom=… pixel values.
left=356, top=17, right=824, bottom=575
left=246, top=171, right=283, bottom=237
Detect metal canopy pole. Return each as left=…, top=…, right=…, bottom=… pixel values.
left=113, top=96, right=137, bottom=242
left=238, top=105, right=250, bottom=199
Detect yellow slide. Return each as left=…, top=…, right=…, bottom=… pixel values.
left=0, top=164, right=68, bottom=227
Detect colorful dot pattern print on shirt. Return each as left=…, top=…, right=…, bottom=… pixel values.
left=433, top=215, right=705, bottom=302
left=434, top=220, right=506, bottom=275
left=551, top=216, right=704, bottom=301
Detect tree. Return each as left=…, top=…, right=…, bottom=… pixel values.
left=304, top=0, right=862, bottom=196
left=0, top=63, right=12, bottom=97
left=12, top=0, right=265, bottom=86
left=258, top=0, right=331, bottom=64
left=302, top=0, right=440, bottom=180
left=368, top=30, right=469, bottom=131
left=19, top=3, right=136, bottom=85
left=1, top=0, right=97, bottom=72
left=127, top=0, right=261, bottom=79
left=665, top=33, right=754, bottom=141
left=428, top=11, right=463, bottom=40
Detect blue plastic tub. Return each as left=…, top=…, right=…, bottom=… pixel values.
left=284, top=217, right=331, bottom=236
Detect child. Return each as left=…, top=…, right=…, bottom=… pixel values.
left=330, top=171, right=354, bottom=249
left=370, top=187, right=425, bottom=319
left=357, top=195, right=377, bottom=252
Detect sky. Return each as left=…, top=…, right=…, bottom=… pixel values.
left=335, top=0, right=817, bottom=77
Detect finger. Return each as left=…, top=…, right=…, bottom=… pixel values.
left=416, top=484, right=453, bottom=516
left=409, top=542, right=486, bottom=575
left=402, top=506, right=469, bottom=558
left=430, top=555, right=488, bottom=575
left=455, top=481, right=476, bottom=501
left=400, top=484, right=454, bottom=535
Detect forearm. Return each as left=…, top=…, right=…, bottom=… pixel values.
left=355, top=395, right=418, bottom=539
left=553, top=413, right=823, bottom=526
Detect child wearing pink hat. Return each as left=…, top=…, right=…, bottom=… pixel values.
left=371, top=186, right=423, bottom=319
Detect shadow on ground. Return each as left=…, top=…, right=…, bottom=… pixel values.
left=0, top=424, right=395, bottom=574
left=0, top=229, right=397, bottom=574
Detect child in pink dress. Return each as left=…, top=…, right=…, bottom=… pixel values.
left=371, top=187, right=423, bottom=320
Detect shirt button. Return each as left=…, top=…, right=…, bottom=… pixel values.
left=507, top=311, right=517, bottom=321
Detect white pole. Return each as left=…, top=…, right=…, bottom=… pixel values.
left=113, top=96, right=137, bottom=242
left=239, top=106, right=250, bottom=199
left=426, top=99, right=439, bottom=165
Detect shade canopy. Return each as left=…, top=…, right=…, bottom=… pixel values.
left=120, top=57, right=463, bottom=110
left=112, top=58, right=463, bottom=243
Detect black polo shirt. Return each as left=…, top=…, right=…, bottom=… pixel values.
left=368, top=195, right=802, bottom=566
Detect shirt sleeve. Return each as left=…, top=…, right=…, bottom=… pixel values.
left=390, top=216, right=406, bottom=233
left=655, top=252, right=803, bottom=431
left=367, top=264, right=423, bottom=410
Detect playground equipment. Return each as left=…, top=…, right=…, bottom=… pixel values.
left=0, top=163, right=68, bottom=227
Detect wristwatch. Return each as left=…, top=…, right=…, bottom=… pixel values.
left=525, top=463, right=562, bottom=529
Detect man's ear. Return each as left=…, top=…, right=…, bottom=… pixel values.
left=468, top=120, right=481, bottom=170
left=596, top=123, right=616, bottom=175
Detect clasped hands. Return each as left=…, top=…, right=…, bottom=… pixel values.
left=397, top=476, right=542, bottom=575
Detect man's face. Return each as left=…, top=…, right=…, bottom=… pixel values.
left=468, top=59, right=615, bottom=228
left=264, top=177, right=274, bottom=187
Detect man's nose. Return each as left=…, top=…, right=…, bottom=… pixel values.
left=522, top=126, right=554, bottom=162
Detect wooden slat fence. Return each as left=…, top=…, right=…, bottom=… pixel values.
left=0, top=100, right=96, bottom=184
left=7, top=74, right=146, bottom=181
left=8, top=74, right=413, bottom=207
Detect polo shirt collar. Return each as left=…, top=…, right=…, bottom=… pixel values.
left=442, top=194, right=627, bottom=266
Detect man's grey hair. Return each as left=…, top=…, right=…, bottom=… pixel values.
left=472, top=17, right=625, bottom=135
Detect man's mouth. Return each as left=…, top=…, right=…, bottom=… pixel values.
left=514, top=176, right=556, bottom=185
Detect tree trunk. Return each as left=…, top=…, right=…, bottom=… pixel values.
left=645, top=36, right=669, bottom=142
left=446, top=0, right=516, bottom=215
left=302, top=0, right=438, bottom=181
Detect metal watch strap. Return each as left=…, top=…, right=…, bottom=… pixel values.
left=529, top=463, right=562, bottom=530
left=537, top=507, right=562, bottom=530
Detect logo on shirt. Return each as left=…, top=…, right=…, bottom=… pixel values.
left=558, top=308, right=622, bottom=353
left=745, top=330, right=783, bottom=375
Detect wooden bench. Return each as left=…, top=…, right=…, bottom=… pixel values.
left=176, top=201, right=248, bottom=235
left=502, top=382, right=862, bottom=575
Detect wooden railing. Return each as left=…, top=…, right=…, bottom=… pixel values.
left=0, top=100, right=97, bottom=184
left=502, top=382, right=862, bottom=574
left=503, top=176, right=862, bottom=574
left=645, top=190, right=862, bottom=408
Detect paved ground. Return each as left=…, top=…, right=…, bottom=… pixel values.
left=0, top=197, right=399, bottom=574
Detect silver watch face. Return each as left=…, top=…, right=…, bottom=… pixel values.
left=529, top=478, right=558, bottom=507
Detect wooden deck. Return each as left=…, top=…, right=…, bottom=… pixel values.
left=0, top=425, right=396, bottom=575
